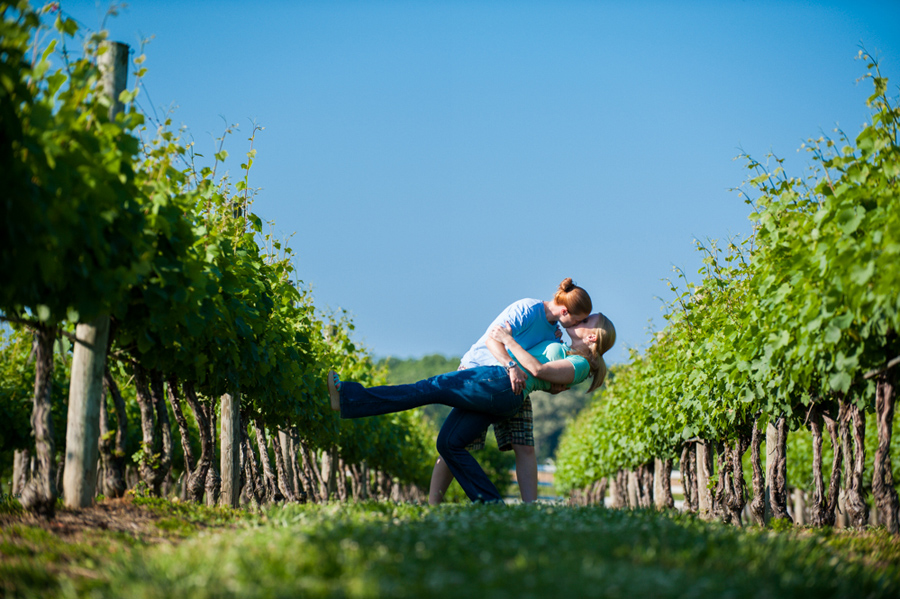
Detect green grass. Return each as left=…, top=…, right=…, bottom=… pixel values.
left=0, top=495, right=243, bottom=598
left=0, top=493, right=24, bottom=516
left=131, top=496, right=246, bottom=536
left=0, top=521, right=142, bottom=598
left=2, top=500, right=899, bottom=598
left=100, top=503, right=900, bottom=599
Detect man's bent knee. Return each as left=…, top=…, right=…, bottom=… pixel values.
left=436, top=431, right=451, bottom=457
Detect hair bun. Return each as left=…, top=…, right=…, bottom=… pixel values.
left=553, top=278, right=591, bottom=316
left=559, top=277, right=575, bottom=293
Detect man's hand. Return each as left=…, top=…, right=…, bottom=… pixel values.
left=548, top=383, right=569, bottom=395
left=554, top=325, right=563, bottom=340
left=509, top=365, right=527, bottom=394
left=488, top=322, right=514, bottom=344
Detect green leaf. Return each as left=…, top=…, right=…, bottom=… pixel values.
left=837, top=207, right=864, bottom=235
left=832, top=312, right=854, bottom=330
left=46, top=71, right=66, bottom=97
left=849, top=261, right=874, bottom=286
left=40, top=39, right=58, bottom=64
left=771, top=330, right=790, bottom=349
left=56, top=15, right=79, bottom=36
left=36, top=305, right=51, bottom=322
left=824, top=325, right=841, bottom=344
left=835, top=351, right=859, bottom=371
left=119, top=89, right=138, bottom=104
left=828, top=371, right=852, bottom=393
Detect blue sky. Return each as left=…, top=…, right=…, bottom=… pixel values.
left=59, top=0, right=900, bottom=365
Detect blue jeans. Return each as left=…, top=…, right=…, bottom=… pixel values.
left=339, top=365, right=523, bottom=502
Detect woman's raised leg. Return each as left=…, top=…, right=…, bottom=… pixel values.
left=337, top=366, right=517, bottom=419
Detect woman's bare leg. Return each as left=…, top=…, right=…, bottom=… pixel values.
left=429, top=457, right=455, bottom=505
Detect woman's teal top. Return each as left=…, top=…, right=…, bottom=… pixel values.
left=510, top=340, right=591, bottom=397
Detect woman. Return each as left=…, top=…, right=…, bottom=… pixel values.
left=327, top=312, right=615, bottom=503
left=432, top=277, right=592, bottom=505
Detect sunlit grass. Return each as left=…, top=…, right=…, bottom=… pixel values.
left=2, top=500, right=899, bottom=598
left=100, top=503, right=900, bottom=599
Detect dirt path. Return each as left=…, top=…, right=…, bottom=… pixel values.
left=1, top=495, right=179, bottom=544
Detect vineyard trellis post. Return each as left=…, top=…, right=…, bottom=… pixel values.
left=61, top=41, right=128, bottom=508
left=696, top=442, right=713, bottom=519
left=63, top=316, right=110, bottom=507
left=277, top=429, right=298, bottom=497
left=626, top=470, right=639, bottom=508
left=654, top=458, right=674, bottom=509
left=220, top=390, right=241, bottom=507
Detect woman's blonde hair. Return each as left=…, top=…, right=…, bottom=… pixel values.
left=569, top=312, right=616, bottom=392
left=554, top=277, right=592, bottom=317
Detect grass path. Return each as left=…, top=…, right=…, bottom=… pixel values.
left=3, top=498, right=900, bottom=598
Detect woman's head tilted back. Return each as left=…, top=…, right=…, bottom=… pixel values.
left=553, top=277, right=592, bottom=327
left=568, top=312, right=616, bottom=392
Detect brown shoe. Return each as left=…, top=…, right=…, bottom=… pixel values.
left=327, top=370, right=341, bottom=411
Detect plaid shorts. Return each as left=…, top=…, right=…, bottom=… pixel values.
left=467, top=396, right=534, bottom=452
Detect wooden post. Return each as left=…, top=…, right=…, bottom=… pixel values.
left=792, top=488, right=806, bottom=525
left=626, top=470, right=639, bottom=508
left=320, top=449, right=337, bottom=500
left=653, top=459, right=663, bottom=508
left=278, top=429, right=297, bottom=497
left=696, top=442, right=713, bottom=519
left=608, top=473, right=621, bottom=508
left=360, top=462, right=369, bottom=500
left=63, top=316, right=110, bottom=507
left=654, top=458, right=674, bottom=509
left=765, top=421, right=776, bottom=522
left=219, top=390, right=241, bottom=507
left=99, top=41, right=130, bottom=120
left=836, top=490, right=848, bottom=528
left=62, top=41, right=127, bottom=509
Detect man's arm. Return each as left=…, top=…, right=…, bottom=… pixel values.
left=490, top=324, right=576, bottom=384
left=485, top=336, right=527, bottom=394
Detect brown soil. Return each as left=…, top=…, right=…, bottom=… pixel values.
left=1, top=495, right=173, bottom=543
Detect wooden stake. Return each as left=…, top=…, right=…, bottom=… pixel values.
left=100, top=41, right=129, bottom=121
left=696, top=441, right=713, bottom=519
left=220, top=390, right=241, bottom=507
left=63, top=316, right=110, bottom=507
left=62, top=41, right=127, bottom=509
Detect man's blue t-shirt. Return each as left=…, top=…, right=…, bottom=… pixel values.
left=460, top=298, right=558, bottom=368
